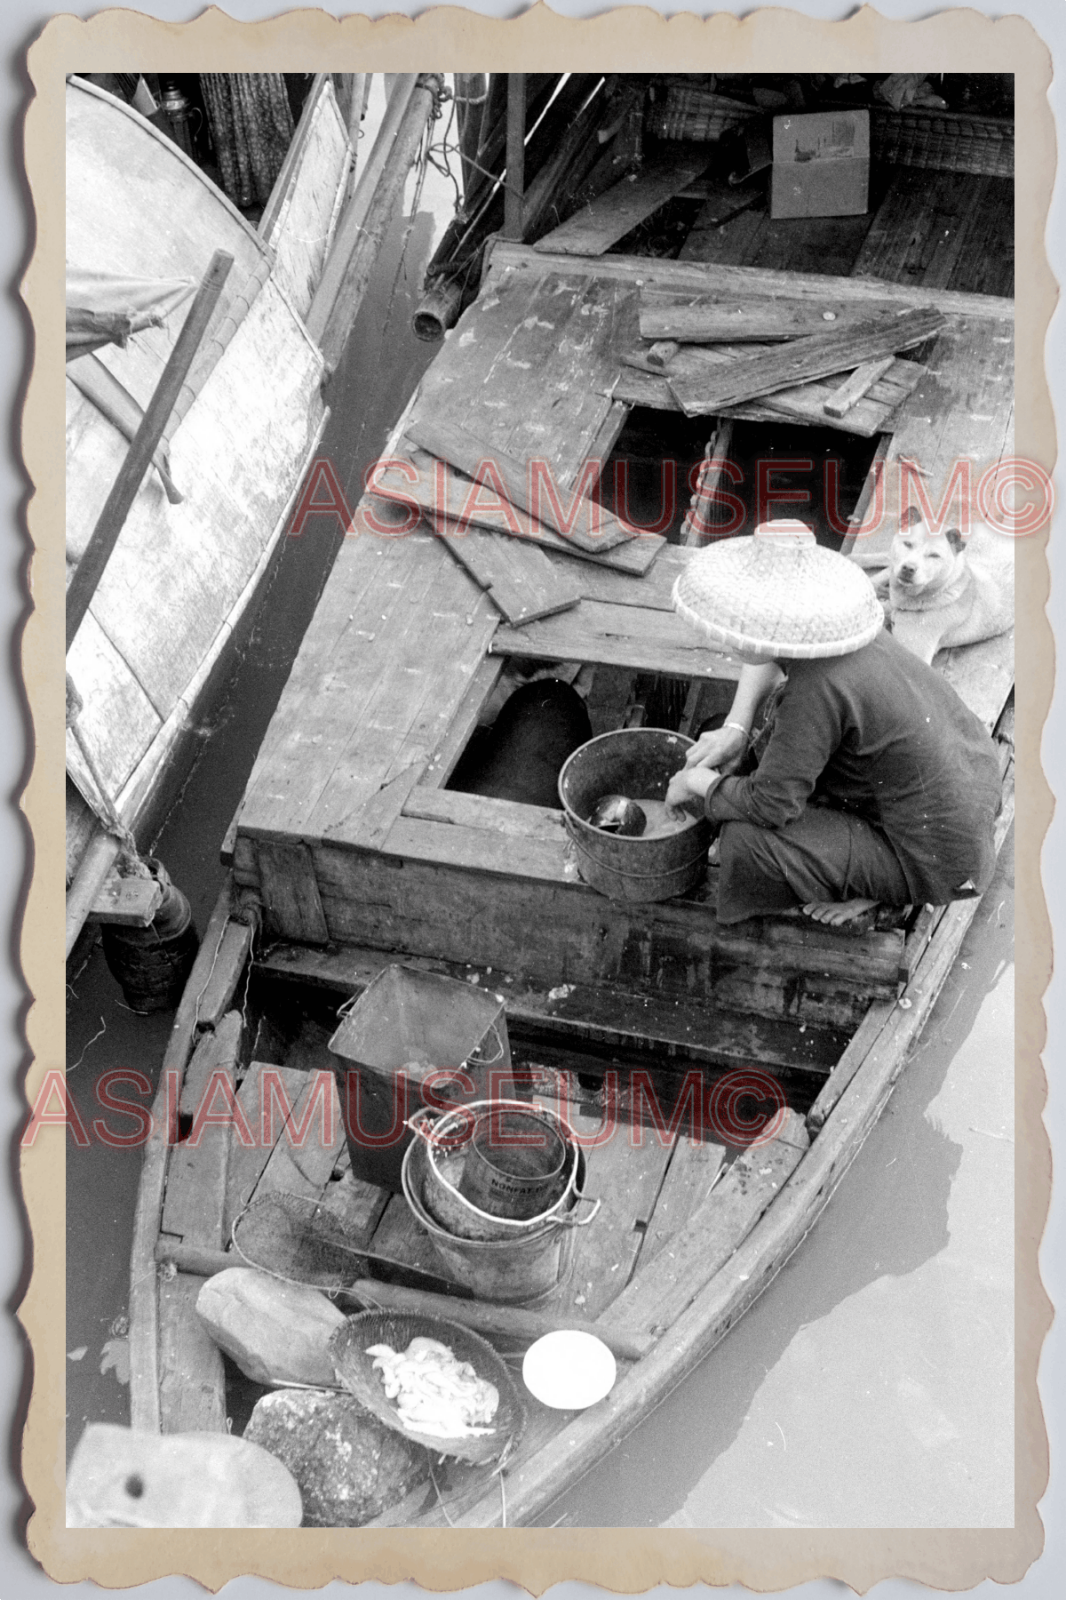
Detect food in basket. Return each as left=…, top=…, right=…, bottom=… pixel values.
left=366, top=1336, right=500, bottom=1439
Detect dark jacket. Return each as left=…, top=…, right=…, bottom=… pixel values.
left=705, top=630, right=1002, bottom=904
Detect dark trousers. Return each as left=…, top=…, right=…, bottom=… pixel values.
left=716, top=805, right=911, bottom=925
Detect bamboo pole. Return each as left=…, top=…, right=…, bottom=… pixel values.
left=504, top=73, right=526, bottom=241
left=65, top=249, right=234, bottom=650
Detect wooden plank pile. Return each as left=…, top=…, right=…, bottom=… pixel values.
left=619, top=288, right=945, bottom=435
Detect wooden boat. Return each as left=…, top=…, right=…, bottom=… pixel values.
left=126, top=83, right=1016, bottom=1527
left=64, top=72, right=438, bottom=953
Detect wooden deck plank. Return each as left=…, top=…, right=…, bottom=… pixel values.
left=553, top=1129, right=676, bottom=1319
left=635, top=1134, right=728, bottom=1268
left=432, top=522, right=583, bottom=625
left=853, top=168, right=992, bottom=291
left=541, top=540, right=690, bottom=613
left=535, top=156, right=708, bottom=257
left=223, top=1061, right=308, bottom=1238
left=947, top=177, right=1013, bottom=298
left=158, top=1273, right=228, bottom=1434
left=638, top=294, right=897, bottom=344
left=407, top=414, right=638, bottom=553
left=599, top=1109, right=809, bottom=1340
left=412, top=268, right=638, bottom=493
left=248, top=1066, right=347, bottom=1207
left=373, top=451, right=664, bottom=575
left=194, top=921, right=254, bottom=1030
left=162, top=1014, right=242, bottom=1251
left=490, top=598, right=745, bottom=679
left=422, top=656, right=505, bottom=789
left=239, top=523, right=500, bottom=845
left=403, top=785, right=568, bottom=844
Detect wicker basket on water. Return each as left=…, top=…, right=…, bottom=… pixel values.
left=330, top=1311, right=526, bottom=1466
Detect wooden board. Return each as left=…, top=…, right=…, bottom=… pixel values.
left=88, top=869, right=163, bottom=927
left=639, top=295, right=898, bottom=344
left=161, top=1021, right=240, bottom=1252
left=195, top=920, right=254, bottom=1030
left=406, top=415, right=638, bottom=553
left=431, top=520, right=583, bottom=626
left=129, top=879, right=236, bottom=1433
left=824, top=356, right=896, bottom=417
left=612, top=348, right=925, bottom=438
left=534, top=156, right=708, bottom=257
left=223, top=1061, right=308, bottom=1237
left=490, top=598, right=745, bottom=680
left=555, top=1129, right=676, bottom=1319
left=410, top=267, right=634, bottom=494
left=258, top=841, right=329, bottom=943
left=403, top=784, right=568, bottom=843
left=179, top=1011, right=242, bottom=1119
left=373, top=451, right=663, bottom=575
left=666, top=307, right=946, bottom=416
left=157, top=1272, right=227, bottom=1434
left=635, top=1135, right=728, bottom=1267
left=249, top=1066, right=347, bottom=1207
left=237, top=524, right=500, bottom=845
left=853, top=167, right=994, bottom=292
left=599, top=1109, right=809, bottom=1339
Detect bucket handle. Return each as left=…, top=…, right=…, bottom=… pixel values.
left=553, top=1193, right=601, bottom=1228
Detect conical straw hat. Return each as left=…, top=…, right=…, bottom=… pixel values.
left=672, top=521, right=883, bottom=660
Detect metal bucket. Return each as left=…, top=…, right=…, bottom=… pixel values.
left=327, top=966, right=513, bottom=1192
left=459, top=1105, right=568, bottom=1219
left=408, top=1102, right=583, bottom=1240
left=401, top=1118, right=600, bottom=1304
left=558, top=729, right=711, bottom=903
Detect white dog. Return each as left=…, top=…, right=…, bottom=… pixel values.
left=880, top=506, right=1015, bottom=665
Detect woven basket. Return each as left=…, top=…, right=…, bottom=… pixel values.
left=330, top=1311, right=526, bottom=1466
left=871, top=109, right=1013, bottom=177
left=646, top=84, right=759, bottom=144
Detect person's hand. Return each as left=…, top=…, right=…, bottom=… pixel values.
left=684, top=722, right=748, bottom=776
left=666, top=765, right=720, bottom=814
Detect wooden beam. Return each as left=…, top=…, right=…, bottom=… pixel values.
left=823, top=355, right=896, bottom=418
left=666, top=306, right=946, bottom=417
left=488, top=239, right=1015, bottom=322
left=639, top=297, right=892, bottom=344
left=535, top=156, right=708, bottom=257
left=66, top=249, right=234, bottom=649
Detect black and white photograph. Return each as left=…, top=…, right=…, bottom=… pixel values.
left=11, top=0, right=1057, bottom=1589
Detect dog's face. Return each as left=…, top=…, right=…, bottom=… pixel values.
left=889, top=507, right=966, bottom=596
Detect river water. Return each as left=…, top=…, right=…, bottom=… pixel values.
left=64, top=110, right=1015, bottom=1530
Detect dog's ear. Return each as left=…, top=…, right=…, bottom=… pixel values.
left=901, top=506, right=924, bottom=530
left=945, top=526, right=966, bottom=554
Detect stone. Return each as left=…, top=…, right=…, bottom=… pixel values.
left=244, top=1389, right=429, bottom=1527
left=195, top=1267, right=347, bottom=1387
left=66, top=1423, right=302, bottom=1527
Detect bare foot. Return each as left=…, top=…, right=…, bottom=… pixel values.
left=801, top=897, right=879, bottom=928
